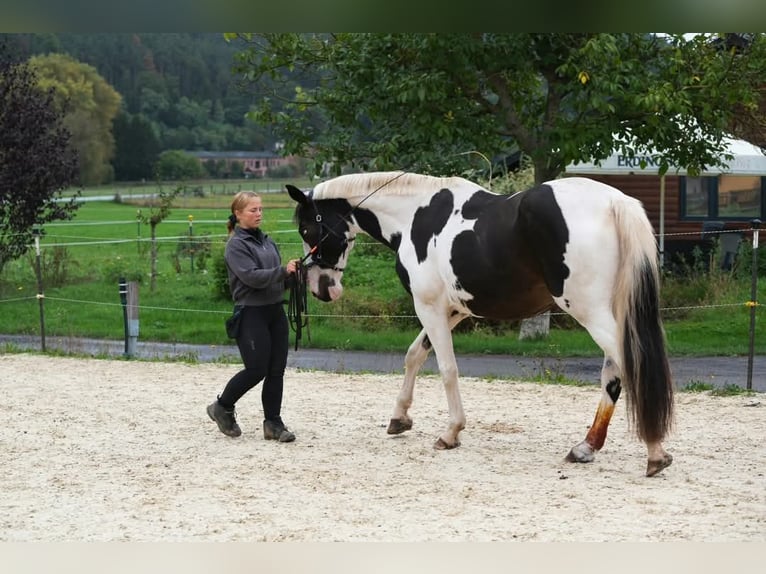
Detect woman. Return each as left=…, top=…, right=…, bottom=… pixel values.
left=207, top=190, right=300, bottom=443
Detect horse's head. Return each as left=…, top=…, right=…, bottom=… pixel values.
left=286, top=184, right=355, bottom=302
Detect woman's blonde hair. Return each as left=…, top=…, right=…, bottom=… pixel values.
left=227, top=190, right=261, bottom=234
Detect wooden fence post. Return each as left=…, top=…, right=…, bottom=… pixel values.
left=746, top=219, right=761, bottom=390
left=126, top=281, right=139, bottom=358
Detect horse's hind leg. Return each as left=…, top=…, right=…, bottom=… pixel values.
left=565, top=353, right=621, bottom=464
left=567, top=360, right=672, bottom=476
left=560, top=305, right=624, bottom=465
left=646, top=442, right=673, bottom=477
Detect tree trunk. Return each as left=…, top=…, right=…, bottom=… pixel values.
left=518, top=311, right=551, bottom=340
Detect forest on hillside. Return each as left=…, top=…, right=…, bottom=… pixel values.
left=2, top=33, right=286, bottom=181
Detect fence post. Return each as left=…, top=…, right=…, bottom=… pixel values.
left=126, top=282, right=139, bottom=358
left=188, top=214, right=194, bottom=272
left=33, top=227, right=46, bottom=352
left=136, top=209, right=142, bottom=254
left=746, top=219, right=761, bottom=391
left=119, top=278, right=140, bottom=358
left=119, top=277, right=128, bottom=355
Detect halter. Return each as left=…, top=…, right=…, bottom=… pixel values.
left=289, top=172, right=407, bottom=350
left=299, top=171, right=407, bottom=271
left=299, top=208, right=353, bottom=273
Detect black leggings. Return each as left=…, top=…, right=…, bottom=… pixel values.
left=218, top=303, right=289, bottom=420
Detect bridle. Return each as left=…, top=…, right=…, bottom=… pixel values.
left=299, top=207, right=354, bottom=273
left=299, top=171, right=407, bottom=271
left=288, top=171, right=407, bottom=350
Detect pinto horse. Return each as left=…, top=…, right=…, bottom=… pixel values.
left=287, top=172, right=674, bottom=476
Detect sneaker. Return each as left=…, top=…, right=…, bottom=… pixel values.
left=207, top=401, right=242, bottom=437
left=263, top=418, right=296, bottom=443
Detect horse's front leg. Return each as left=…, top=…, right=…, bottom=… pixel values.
left=387, top=328, right=430, bottom=435
left=416, top=307, right=465, bottom=449
left=387, top=312, right=468, bottom=437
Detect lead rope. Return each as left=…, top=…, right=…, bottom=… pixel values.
left=287, top=259, right=310, bottom=351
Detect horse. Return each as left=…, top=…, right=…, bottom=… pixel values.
left=286, top=172, right=675, bottom=477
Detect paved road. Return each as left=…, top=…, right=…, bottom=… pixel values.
left=2, top=334, right=763, bottom=392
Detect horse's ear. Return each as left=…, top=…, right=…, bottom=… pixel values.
left=286, top=184, right=308, bottom=205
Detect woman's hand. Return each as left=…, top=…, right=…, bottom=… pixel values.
left=286, top=259, right=300, bottom=274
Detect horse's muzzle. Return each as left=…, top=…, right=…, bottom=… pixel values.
left=315, top=274, right=342, bottom=302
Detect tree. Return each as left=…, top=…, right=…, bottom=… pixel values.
left=0, top=44, right=79, bottom=275
left=155, top=149, right=205, bottom=180
left=714, top=33, right=766, bottom=147
left=27, top=53, right=122, bottom=185
left=230, top=33, right=766, bottom=339
left=138, top=187, right=181, bottom=292
left=3, top=33, right=280, bottom=154
left=229, top=33, right=766, bottom=183
left=112, top=110, right=161, bottom=181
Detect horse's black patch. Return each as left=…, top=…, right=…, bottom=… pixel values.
left=518, top=184, right=570, bottom=297
left=452, top=191, right=553, bottom=318
left=606, top=377, right=622, bottom=402
left=448, top=187, right=571, bottom=319
left=411, top=189, right=454, bottom=263
left=353, top=207, right=393, bottom=248
left=395, top=255, right=411, bottom=294
left=389, top=232, right=402, bottom=251
left=460, top=189, right=498, bottom=219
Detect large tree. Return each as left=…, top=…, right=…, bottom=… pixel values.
left=715, top=33, right=766, bottom=147
left=112, top=110, right=161, bottom=181
left=229, top=33, right=766, bottom=339
left=27, top=53, right=122, bottom=185
left=229, top=33, right=766, bottom=183
left=0, top=44, right=80, bottom=274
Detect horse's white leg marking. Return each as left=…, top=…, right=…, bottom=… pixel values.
left=411, top=302, right=466, bottom=450
left=387, top=329, right=429, bottom=434
left=388, top=313, right=468, bottom=437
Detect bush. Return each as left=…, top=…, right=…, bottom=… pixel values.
left=27, top=246, right=79, bottom=287
left=172, top=234, right=212, bottom=273
left=100, top=255, right=144, bottom=284
left=735, top=239, right=766, bottom=279
left=211, top=244, right=231, bottom=301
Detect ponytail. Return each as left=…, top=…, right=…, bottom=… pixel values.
left=227, top=213, right=237, bottom=235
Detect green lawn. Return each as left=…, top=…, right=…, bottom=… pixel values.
left=1, top=189, right=764, bottom=357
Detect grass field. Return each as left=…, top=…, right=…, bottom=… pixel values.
left=1, top=182, right=765, bottom=357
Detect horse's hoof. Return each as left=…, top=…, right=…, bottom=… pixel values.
left=565, top=441, right=595, bottom=463
left=646, top=453, right=673, bottom=477
left=387, top=417, right=413, bottom=435
left=433, top=437, right=460, bottom=450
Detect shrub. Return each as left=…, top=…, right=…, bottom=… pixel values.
left=27, top=246, right=79, bottom=287
left=211, top=244, right=231, bottom=301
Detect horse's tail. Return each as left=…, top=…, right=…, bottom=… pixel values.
left=611, top=196, right=674, bottom=443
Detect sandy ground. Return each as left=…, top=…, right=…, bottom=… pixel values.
left=0, top=353, right=764, bottom=542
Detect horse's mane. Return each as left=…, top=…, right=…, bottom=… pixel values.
left=312, top=171, right=477, bottom=200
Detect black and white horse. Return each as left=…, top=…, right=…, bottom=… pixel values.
left=287, top=172, right=674, bottom=476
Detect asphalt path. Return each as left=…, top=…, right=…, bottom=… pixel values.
left=2, top=334, right=763, bottom=392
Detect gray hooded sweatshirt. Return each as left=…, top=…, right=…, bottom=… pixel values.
left=224, top=227, right=288, bottom=307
